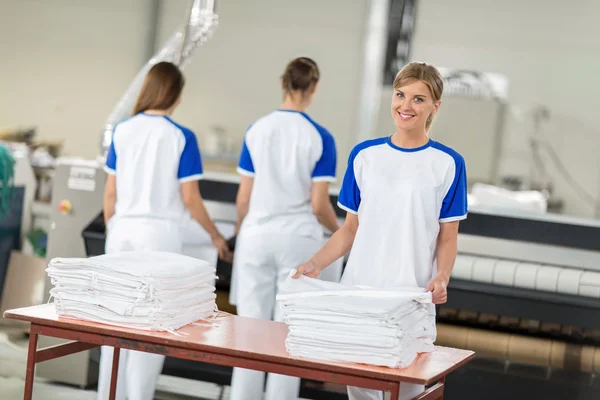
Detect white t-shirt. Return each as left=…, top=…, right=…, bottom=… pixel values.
left=104, top=113, right=203, bottom=222
left=337, top=137, right=468, bottom=289
left=237, top=109, right=337, bottom=239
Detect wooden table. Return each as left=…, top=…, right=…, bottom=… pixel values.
left=3, top=304, right=474, bottom=400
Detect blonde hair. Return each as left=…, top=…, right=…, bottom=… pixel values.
left=393, top=62, right=443, bottom=131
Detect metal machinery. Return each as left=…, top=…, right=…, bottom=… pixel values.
left=36, top=160, right=105, bottom=386
left=0, top=142, right=36, bottom=302
left=440, top=208, right=600, bottom=400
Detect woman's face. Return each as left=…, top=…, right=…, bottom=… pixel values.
left=391, top=79, right=440, bottom=132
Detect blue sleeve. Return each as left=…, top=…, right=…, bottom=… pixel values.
left=440, top=156, right=468, bottom=222
left=337, top=148, right=361, bottom=214
left=178, top=129, right=204, bottom=182
left=237, top=137, right=255, bottom=176
left=312, top=130, right=337, bottom=182
left=104, top=132, right=117, bottom=175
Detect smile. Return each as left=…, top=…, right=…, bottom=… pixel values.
left=398, top=112, right=415, bottom=121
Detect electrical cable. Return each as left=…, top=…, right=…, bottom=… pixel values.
left=533, top=138, right=599, bottom=209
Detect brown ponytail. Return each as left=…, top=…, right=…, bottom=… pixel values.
left=133, top=62, right=185, bottom=115
left=281, top=57, right=320, bottom=96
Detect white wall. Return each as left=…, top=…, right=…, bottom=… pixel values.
left=0, top=0, right=369, bottom=181
left=375, top=0, right=600, bottom=217
left=157, top=0, right=369, bottom=179
left=0, top=0, right=153, bottom=159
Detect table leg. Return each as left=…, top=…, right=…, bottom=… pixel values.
left=109, top=347, right=121, bottom=400
left=23, top=330, right=38, bottom=400
left=390, top=382, right=400, bottom=400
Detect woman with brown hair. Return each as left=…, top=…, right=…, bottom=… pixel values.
left=99, top=61, right=231, bottom=400
left=229, top=57, right=340, bottom=400
left=293, top=61, right=468, bottom=400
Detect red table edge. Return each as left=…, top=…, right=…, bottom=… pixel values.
left=24, top=322, right=450, bottom=400
left=3, top=307, right=475, bottom=386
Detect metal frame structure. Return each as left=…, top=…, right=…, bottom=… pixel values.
left=383, top=0, right=418, bottom=85
left=446, top=279, right=600, bottom=331
left=4, top=305, right=474, bottom=400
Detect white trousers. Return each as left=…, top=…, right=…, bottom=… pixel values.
left=97, top=217, right=182, bottom=400
left=347, top=383, right=425, bottom=400
left=229, top=233, right=322, bottom=400
left=97, top=347, right=166, bottom=400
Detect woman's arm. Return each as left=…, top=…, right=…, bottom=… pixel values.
left=311, top=181, right=340, bottom=233
left=427, top=221, right=460, bottom=304
left=103, top=174, right=117, bottom=227
left=292, top=213, right=358, bottom=278
left=235, top=175, right=254, bottom=234
left=181, top=181, right=233, bottom=262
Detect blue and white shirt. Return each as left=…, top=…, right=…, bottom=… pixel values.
left=338, top=137, right=467, bottom=289
left=237, top=109, right=337, bottom=239
left=104, top=113, right=203, bottom=222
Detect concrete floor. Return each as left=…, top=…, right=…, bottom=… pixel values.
left=0, top=324, right=233, bottom=400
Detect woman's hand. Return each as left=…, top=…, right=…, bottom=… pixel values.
left=426, top=274, right=449, bottom=304
left=212, top=235, right=233, bottom=263
left=291, top=260, right=320, bottom=279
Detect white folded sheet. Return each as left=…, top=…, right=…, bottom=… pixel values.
left=50, top=287, right=216, bottom=316
left=49, top=251, right=214, bottom=278
left=48, top=251, right=218, bottom=332
left=56, top=300, right=215, bottom=331
left=276, top=271, right=437, bottom=369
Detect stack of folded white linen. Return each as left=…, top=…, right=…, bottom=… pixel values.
left=46, top=251, right=217, bottom=332
left=276, top=271, right=437, bottom=368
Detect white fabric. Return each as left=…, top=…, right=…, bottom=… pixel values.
left=57, top=300, right=215, bottom=331
left=229, top=233, right=322, bottom=400
left=48, top=275, right=216, bottom=302
left=282, top=308, right=436, bottom=339
left=285, top=315, right=435, bottom=340
left=276, top=273, right=435, bottom=369
left=97, top=346, right=165, bottom=400
left=104, top=113, right=204, bottom=224
left=347, top=384, right=424, bottom=400
left=92, top=221, right=214, bottom=400
left=470, top=182, right=548, bottom=213
left=48, top=251, right=217, bottom=331
left=49, top=250, right=215, bottom=278
left=333, top=138, right=466, bottom=400
left=278, top=274, right=434, bottom=399
left=286, top=343, right=430, bottom=369
left=337, top=138, right=467, bottom=290
left=52, top=289, right=215, bottom=318
left=180, top=220, right=236, bottom=287
left=237, top=109, right=337, bottom=240
left=317, top=255, right=344, bottom=283
left=231, top=110, right=338, bottom=400
left=229, top=238, right=344, bottom=307
left=97, top=130, right=207, bottom=400
left=286, top=318, right=403, bottom=338
left=287, top=326, right=403, bottom=348
left=106, top=218, right=185, bottom=259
